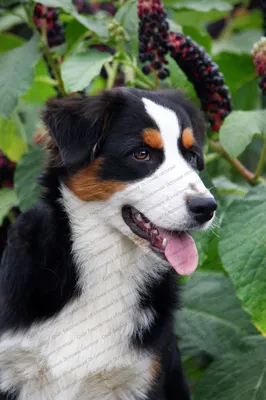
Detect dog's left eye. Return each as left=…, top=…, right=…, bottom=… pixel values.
left=133, top=150, right=150, bottom=161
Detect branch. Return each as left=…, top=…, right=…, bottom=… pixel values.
left=41, top=43, right=67, bottom=97
left=253, top=137, right=266, bottom=182
left=209, top=140, right=259, bottom=185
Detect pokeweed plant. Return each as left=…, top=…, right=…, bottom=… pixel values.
left=0, top=0, right=266, bottom=397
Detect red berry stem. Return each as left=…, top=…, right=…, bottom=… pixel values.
left=167, top=32, right=232, bottom=131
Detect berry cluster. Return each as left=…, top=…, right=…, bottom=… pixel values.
left=33, top=3, right=65, bottom=48
left=138, top=0, right=170, bottom=80
left=251, top=37, right=266, bottom=95
left=168, top=33, right=232, bottom=131
left=0, top=151, right=16, bottom=189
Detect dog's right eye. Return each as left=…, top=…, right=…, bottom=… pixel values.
left=133, top=150, right=151, bottom=161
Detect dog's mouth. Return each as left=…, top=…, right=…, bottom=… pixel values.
left=122, top=206, right=198, bottom=276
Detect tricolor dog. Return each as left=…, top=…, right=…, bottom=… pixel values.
left=0, top=88, right=216, bottom=400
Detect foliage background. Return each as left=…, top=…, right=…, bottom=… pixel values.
left=0, top=0, right=266, bottom=398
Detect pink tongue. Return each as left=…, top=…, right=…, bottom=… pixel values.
left=164, top=232, right=198, bottom=275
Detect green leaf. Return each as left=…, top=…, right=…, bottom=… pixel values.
left=220, top=110, right=266, bottom=158
left=182, top=25, right=212, bottom=52
left=170, top=8, right=229, bottom=27
left=33, top=0, right=74, bottom=13
left=167, top=56, right=196, bottom=99
left=16, top=101, right=42, bottom=145
left=233, top=78, right=261, bottom=112
left=213, top=176, right=248, bottom=196
left=0, top=33, right=24, bottom=53
left=194, top=336, right=266, bottom=400
left=213, top=52, right=256, bottom=94
left=116, top=0, right=137, bottom=33
left=21, top=59, right=56, bottom=104
left=0, top=114, right=27, bottom=162
left=72, top=12, right=109, bottom=38
left=213, top=29, right=262, bottom=55
left=116, top=0, right=138, bottom=54
left=219, top=185, right=266, bottom=335
left=87, top=76, right=106, bottom=95
left=65, top=18, right=88, bottom=51
left=62, top=50, right=113, bottom=92
left=14, top=146, right=44, bottom=212
left=191, top=231, right=211, bottom=267
left=0, top=34, right=40, bottom=118
left=0, top=188, right=17, bottom=225
left=178, top=271, right=257, bottom=358
left=0, top=7, right=27, bottom=33
left=172, top=0, right=232, bottom=12
left=0, top=0, right=24, bottom=6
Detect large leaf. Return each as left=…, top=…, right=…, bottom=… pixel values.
left=220, top=110, right=266, bottom=158
left=172, top=1, right=232, bottom=12
left=116, top=0, right=138, bottom=55
left=182, top=25, right=212, bottom=52
left=213, top=52, right=256, bottom=94
left=33, top=0, right=74, bottom=13
left=219, top=185, right=266, bottom=334
left=22, top=59, right=56, bottom=104
left=178, top=271, right=256, bottom=358
left=213, top=30, right=262, bottom=55
left=62, top=50, right=113, bottom=92
left=168, top=5, right=229, bottom=26
left=194, top=336, right=266, bottom=400
left=0, top=34, right=40, bottom=118
left=0, top=114, right=27, bottom=162
left=0, top=0, right=25, bottom=6
left=0, top=188, right=17, bottom=225
left=72, top=12, right=109, bottom=38
left=0, top=33, right=24, bottom=53
left=16, top=101, right=42, bottom=146
left=14, top=146, right=44, bottom=212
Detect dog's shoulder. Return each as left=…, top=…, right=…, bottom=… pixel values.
left=0, top=200, right=79, bottom=331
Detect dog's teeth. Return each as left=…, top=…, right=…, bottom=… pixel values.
left=136, top=214, right=142, bottom=222
left=152, top=229, right=159, bottom=236
left=144, top=223, right=151, bottom=230
left=162, top=238, right=167, bottom=247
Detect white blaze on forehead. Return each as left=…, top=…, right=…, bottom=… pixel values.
left=142, top=98, right=181, bottom=158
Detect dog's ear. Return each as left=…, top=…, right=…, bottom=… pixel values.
left=42, top=92, right=122, bottom=168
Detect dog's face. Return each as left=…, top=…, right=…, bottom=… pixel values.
left=43, top=88, right=216, bottom=275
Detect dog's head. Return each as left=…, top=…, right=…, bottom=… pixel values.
left=43, top=88, right=216, bottom=275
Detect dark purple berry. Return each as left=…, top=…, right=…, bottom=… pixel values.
left=142, top=65, right=151, bottom=75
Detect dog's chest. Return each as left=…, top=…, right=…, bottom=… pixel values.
left=0, top=269, right=155, bottom=400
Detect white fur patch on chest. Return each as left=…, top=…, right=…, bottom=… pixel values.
left=0, top=189, right=161, bottom=400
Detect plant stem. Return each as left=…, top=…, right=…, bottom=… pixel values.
left=135, top=79, right=153, bottom=90
left=41, top=42, right=67, bottom=96
left=205, top=152, right=220, bottom=164
left=122, top=60, right=156, bottom=89
left=252, top=137, right=266, bottom=183
left=106, top=61, right=119, bottom=89
left=209, top=140, right=259, bottom=185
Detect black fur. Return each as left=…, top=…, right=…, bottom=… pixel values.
left=0, top=88, right=205, bottom=399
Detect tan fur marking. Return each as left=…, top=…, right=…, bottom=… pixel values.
left=150, top=356, right=161, bottom=379
left=142, top=128, right=163, bottom=149
left=67, top=159, right=127, bottom=201
left=182, top=127, right=195, bottom=149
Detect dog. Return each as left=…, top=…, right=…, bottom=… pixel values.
left=0, top=88, right=216, bottom=400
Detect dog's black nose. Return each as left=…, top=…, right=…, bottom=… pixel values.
left=187, top=197, right=217, bottom=223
